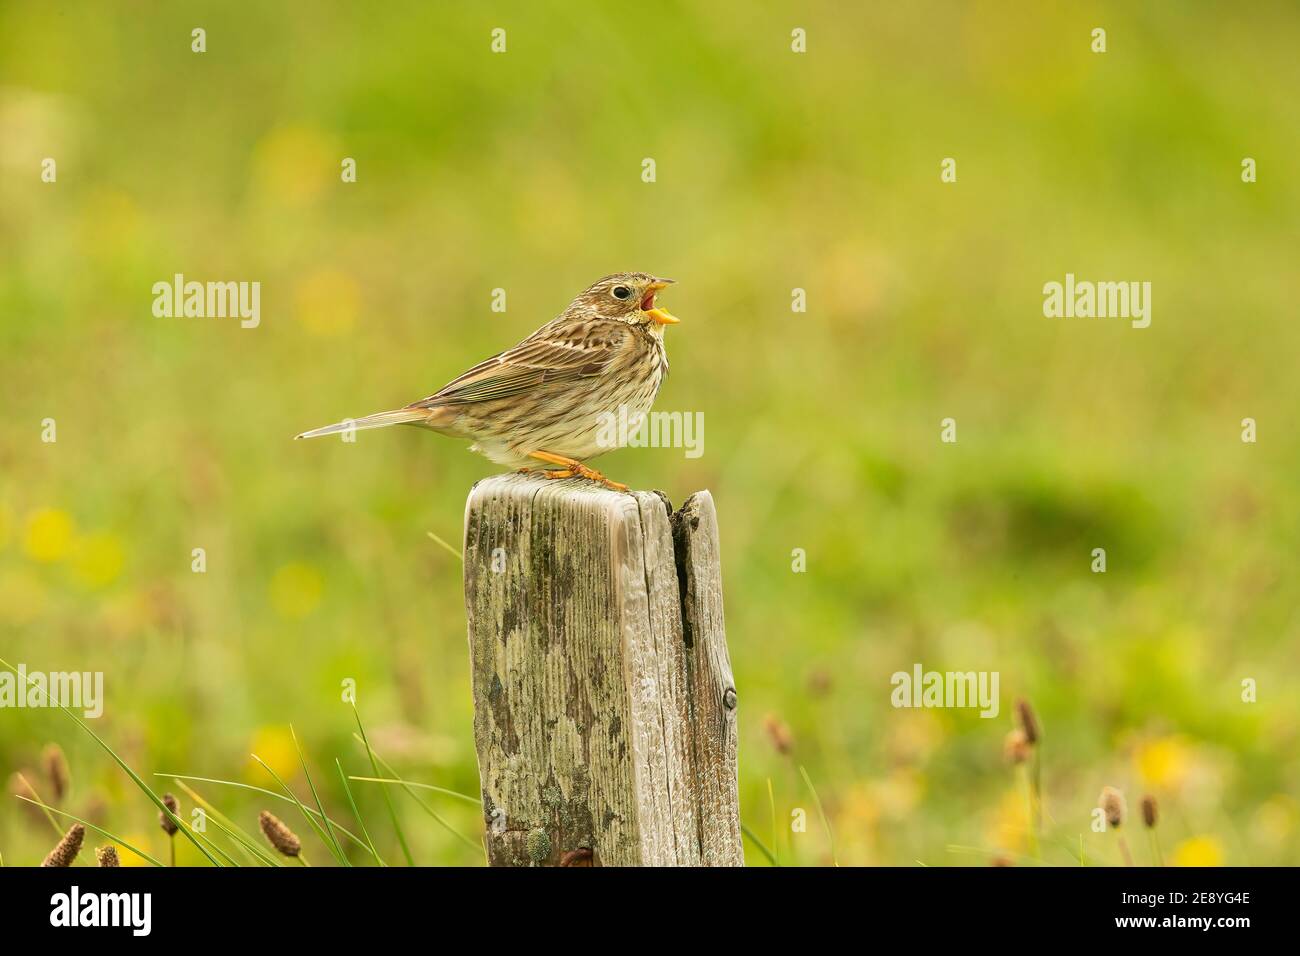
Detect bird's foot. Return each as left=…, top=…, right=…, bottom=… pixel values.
left=528, top=452, right=629, bottom=492
left=577, top=463, right=628, bottom=492
left=540, top=466, right=628, bottom=492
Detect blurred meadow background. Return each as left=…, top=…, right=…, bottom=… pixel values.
left=2, top=1, right=1299, bottom=866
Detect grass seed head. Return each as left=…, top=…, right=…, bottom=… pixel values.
left=41, top=823, right=85, bottom=867
left=96, top=845, right=121, bottom=867
left=1141, top=794, right=1158, bottom=829
left=42, top=743, right=71, bottom=802
left=259, top=810, right=301, bottom=857
left=806, top=669, right=833, bottom=697
left=1015, top=699, right=1040, bottom=745
left=160, top=792, right=180, bottom=835
left=1004, top=728, right=1031, bottom=764
left=762, top=713, right=794, bottom=755
left=1100, top=786, right=1126, bottom=829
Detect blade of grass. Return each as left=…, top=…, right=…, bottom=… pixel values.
left=176, top=823, right=241, bottom=867
left=290, top=726, right=347, bottom=865
left=336, top=759, right=384, bottom=866
left=14, top=772, right=64, bottom=837
left=351, top=705, right=414, bottom=866
left=200, top=811, right=279, bottom=867
left=346, top=776, right=479, bottom=805
left=426, top=530, right=463, bottom=562
left=251, top=754, right=347, bottom=866
left=171, top=782, right=280, bottom=867
left=0, top=655, right=220, bottom=866
left=156, top=773, right=369, bottom=851
left=350, top=733, right=480, bottom=853
left=170, top=781, right=265, bottom=866
left=1021, top=763, right=1041, bottom=859
left=17, top=796, right=164, bottom=867
left=944, top=844, right=1043, bottom=866
left=766, top=777, right=780, bottom=866
left=740, top=823, right=777, bottom=866
left=798, top=764, right=838, bottom=867
left=1148, top=829, right=1162, bottom=867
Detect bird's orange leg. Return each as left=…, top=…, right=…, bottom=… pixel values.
left=527, top=451, right=628, bottom=492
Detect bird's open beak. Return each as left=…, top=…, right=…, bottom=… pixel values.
left=641, top=279, right=680, bottom=325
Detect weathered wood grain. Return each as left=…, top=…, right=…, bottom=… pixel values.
left=672, top=491, right=743, bottom=866
left=463, top=474, right=741, bottom=866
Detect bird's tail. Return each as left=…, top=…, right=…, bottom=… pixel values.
left=294, top=408, right=428, bottom=440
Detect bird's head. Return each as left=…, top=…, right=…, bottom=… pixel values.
left=573, top=272, right=679, bottom=329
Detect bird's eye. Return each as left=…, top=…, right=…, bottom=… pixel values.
left=612, top=286, right=632, bottom=300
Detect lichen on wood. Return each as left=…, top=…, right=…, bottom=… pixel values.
left=464, top=474, right=741, bottom=866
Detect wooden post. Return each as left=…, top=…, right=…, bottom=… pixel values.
left=463, top=474, right=742, bottom=866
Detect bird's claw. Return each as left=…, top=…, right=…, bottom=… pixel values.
left=539, top=465, right=628, bottom=492
left=528, top=452, right=628, bottom=492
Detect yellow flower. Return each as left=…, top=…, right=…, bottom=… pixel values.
left=1172, top=835, right=1224, bottom=867
left=72, top=532, right=124, bottom=588
left=114, top=837, right=153, bottom=867
left=984, top=786, right=1029, bottom=855
left=269, top=562, right=323, bottom=619
left=253, top=125, right=333, bottom=206
left=871, top=768, right=925, bottom=820
left=839, top=782, right=881, bottom=832
left=1250, top=794, right=1296, bottom=846
left=246, top=725, right=300, bottom=783
left=1135, top=735, right=1192, bottom=791
left=23, top=508, right=74, bottom=562
left=295, top=269, right=359, bottom=337
left=835, top=783, right=881, bottom=866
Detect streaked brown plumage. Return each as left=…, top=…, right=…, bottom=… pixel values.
left=296, top=272, right=679, bottom=490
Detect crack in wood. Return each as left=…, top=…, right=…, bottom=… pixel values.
left=465, top=475, right=741, bottom=866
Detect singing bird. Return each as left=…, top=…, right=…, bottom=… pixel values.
left=295, top=273, right=680, bottom=491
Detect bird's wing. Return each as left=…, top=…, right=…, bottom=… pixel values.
left=409, top=321, right=631, bottom=407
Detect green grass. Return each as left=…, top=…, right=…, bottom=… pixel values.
left=3, top=1, right=1300, bottom=867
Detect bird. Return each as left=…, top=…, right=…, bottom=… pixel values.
left=295, top=272, right=680, bottom=492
